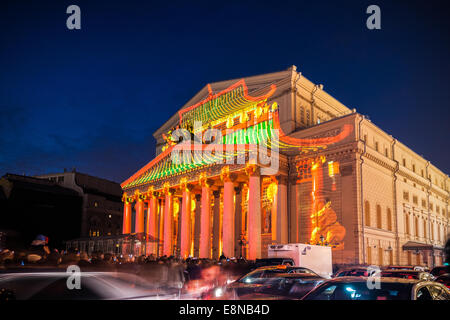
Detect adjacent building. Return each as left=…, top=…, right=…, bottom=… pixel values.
left=35, top=170, right=123, bottom=238
left=120, top=66, right=449, bottom=267
left=0, top=170, right=123, bottom=249
left=0, top=173, right=82, bottom=248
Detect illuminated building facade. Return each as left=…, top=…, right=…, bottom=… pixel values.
left=121, top=66, right=449, bottom=267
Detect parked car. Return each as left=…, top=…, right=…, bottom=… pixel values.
left=380, top=270, right=434, bottom=281
left=302, top=277, right=450, bottom=300
left=384, top=265, right=428, bottom=271
left=430, top=266, right=450, bottom=277
left=435, top=274, right=450, bottom=289
left=253, top=258, right=295, bottom=268
left=334, top=267, right=372, bottom=278
left=202, top=265, right=323, bottom=299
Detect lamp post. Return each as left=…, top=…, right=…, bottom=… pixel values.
left=238, top=233, right=247, bottom=258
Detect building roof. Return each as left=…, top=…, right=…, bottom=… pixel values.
left=153, top=66, right=296, bottom=140
left=0, top=173, right=80, bottom=198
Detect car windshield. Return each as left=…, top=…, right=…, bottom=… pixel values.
left=304, top=282, right=412, bottom=300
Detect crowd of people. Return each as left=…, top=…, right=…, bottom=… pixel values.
left=0, top=244, right=254, bottom=293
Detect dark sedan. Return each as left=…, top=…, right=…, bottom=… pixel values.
left=203, top=266, right=324, bottom=299
left=435, top=274, right=450, bottom=289
left=302, top=277, right=450, bottom=300
left=430, top=266, right=450, bottom=277
left=380, top=270, right=434, bottom=281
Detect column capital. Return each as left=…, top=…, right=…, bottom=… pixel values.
left=146, top=186, right=158, bottom=197
left=199, top=172, right=215, bottom=188
left=220, top=166, right=237, bottom=182
left=180, top=177, right=195, bottom=192
left=245, top=163, right=260, bottom=177
left=288, top=176, right=298, bottom=185
left=163, top=182, right=176, bottom=195
left=275, top=175, right=288, bottom=185
left=122, top=193, right=134, bottom=203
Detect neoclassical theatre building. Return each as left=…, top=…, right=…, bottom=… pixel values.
left=121, top=66, right=449, bottom=267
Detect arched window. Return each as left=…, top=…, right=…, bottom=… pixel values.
left=387, top=208, right=392, bottom=231
left=364, top=201, right=371, bottom=227
left=376, top=205, right=382, bottom=229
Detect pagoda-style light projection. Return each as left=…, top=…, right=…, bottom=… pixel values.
left=121, top=79, right=353, bottom=190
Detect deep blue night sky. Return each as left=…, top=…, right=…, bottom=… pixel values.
left=1, top=0, right=449, bottom=183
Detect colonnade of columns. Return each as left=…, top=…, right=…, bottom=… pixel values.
left=122, top=165, right=288, bottom=260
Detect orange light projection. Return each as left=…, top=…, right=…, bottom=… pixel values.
left=299, top=156, right=346, bottom=250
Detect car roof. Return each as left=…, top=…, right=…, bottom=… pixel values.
left=256, top=258, right=293, bottom=261
left=338, top=267, right=369, bottom=271
left=324, top=276, right=420, bottom=284
left=382, top=270, right=423, bottom=273
left=255, top=265, right=296, bottom=270
left=266, top=273, right=321, bottom=278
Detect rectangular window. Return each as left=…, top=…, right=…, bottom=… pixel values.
left=402, top=158, right=406, bottom=167
left=413, top=196, right=418, bottom=205
left=387, top=209, right=392, bottom=231
left=422, top=199, right=427, bottom=208
left=415, top=218, right=419, bottom=238
left=376, top=205, right=382, bottom=229
left=431, top=223, right=434, bottom=240
left=379, top=247, right=384, bottom=266
left=384, top=148, right=388, bottom=157
left=403, top=191, right=409, bottom=201
left=423, top=220, right=427, bottom=239
left=405, top=215, right=410, bottom=235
